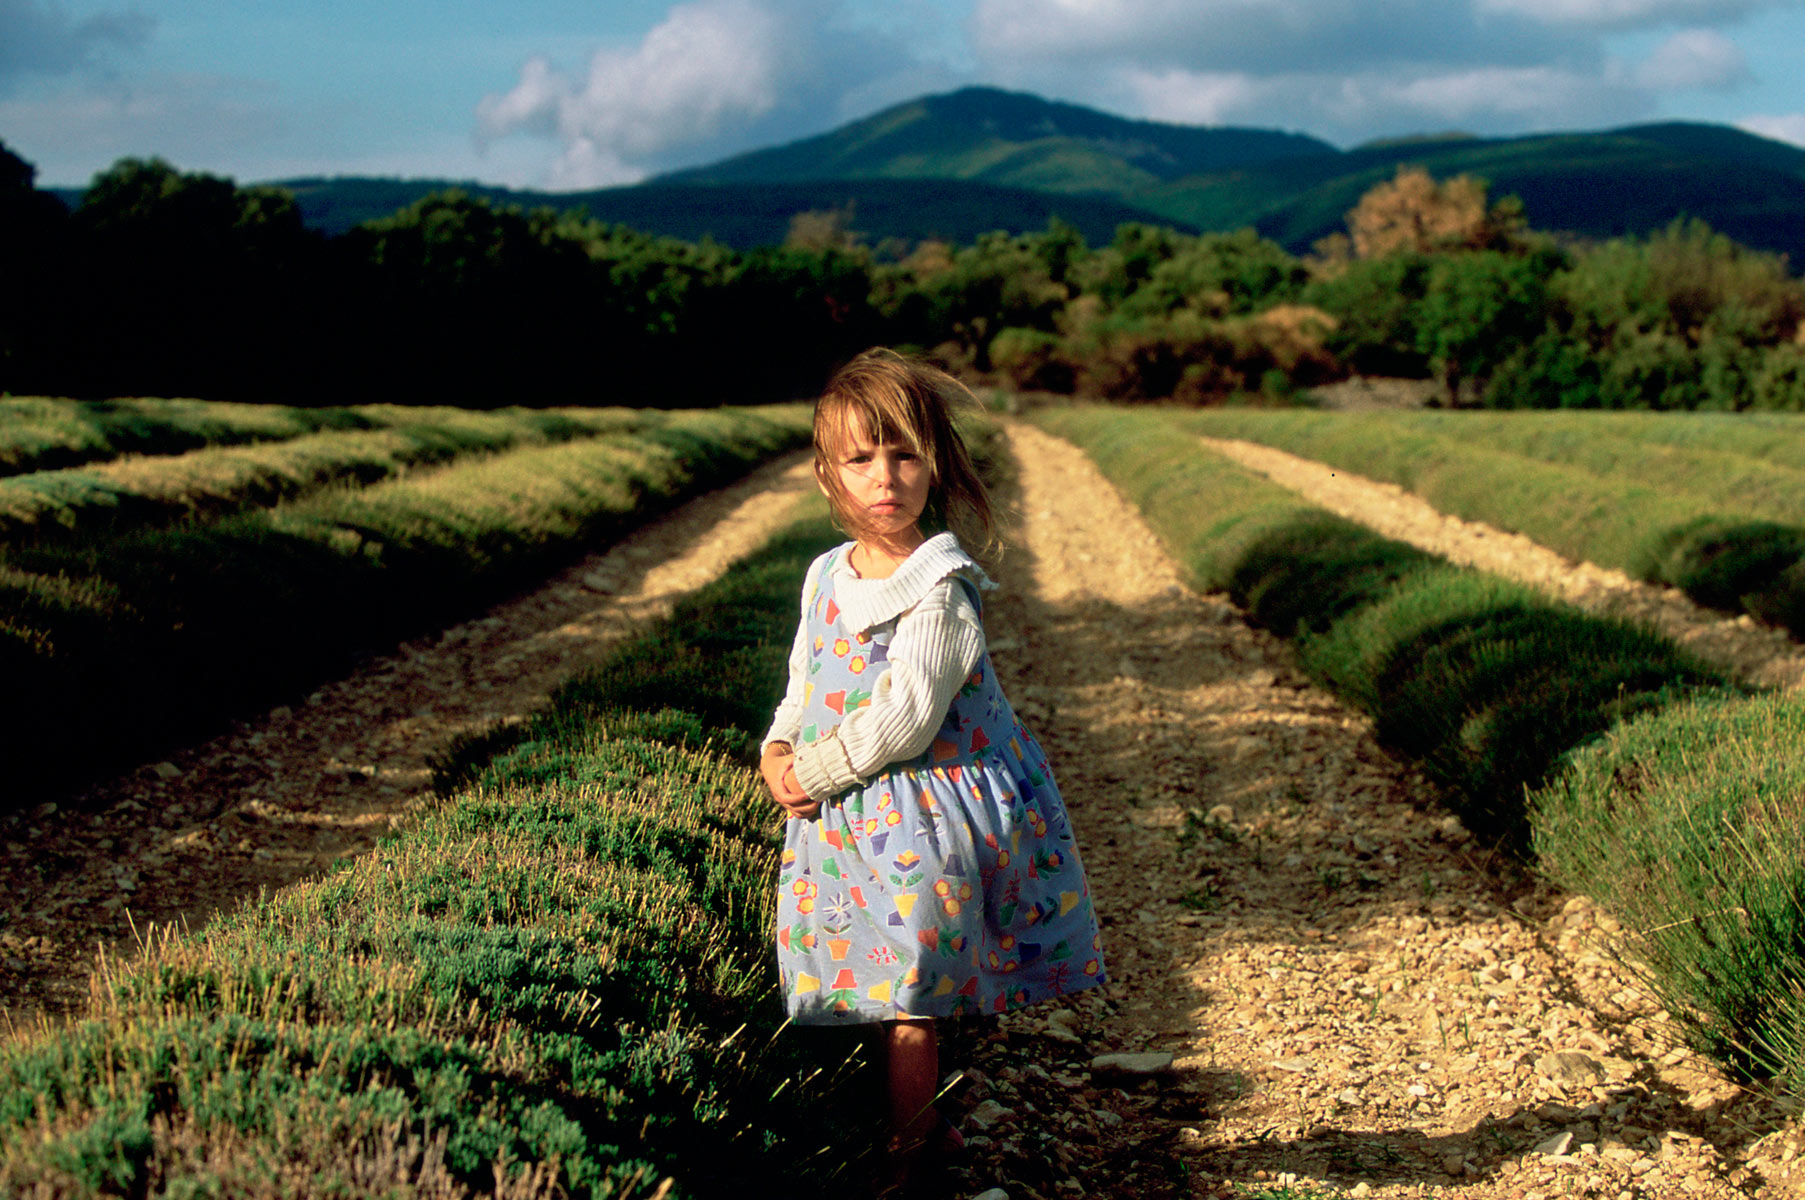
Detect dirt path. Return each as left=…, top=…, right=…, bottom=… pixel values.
left=941, top=424, right=1802, bottom=1200
left=1198, top=434, right=1805, bottom=693
left=0, top=453, right=815, bottom=1028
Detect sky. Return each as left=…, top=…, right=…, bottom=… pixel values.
left=3, top=0, right=1803, bottom=191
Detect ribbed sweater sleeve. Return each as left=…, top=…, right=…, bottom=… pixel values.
left=761, top=550, right=829, bottom=755
left=791, top=579, right=984, bottom=801
left=760, top=613, right=810, bottom=755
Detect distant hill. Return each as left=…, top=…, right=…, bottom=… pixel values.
left=661, top=89, right=1805, bottom=265
left=660, top=86, right=1336, bottom=194
left=1179, top=122, right=1805, bottom=262
left=133, top=175, right=1186, bottom=247
left=46, top=88, right=1805, bottom=264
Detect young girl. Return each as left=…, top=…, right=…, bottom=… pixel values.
left=759, top=348, right=1107, bottom=1183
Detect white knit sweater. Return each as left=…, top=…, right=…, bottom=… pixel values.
left=763, top=532, right=994, bottom=801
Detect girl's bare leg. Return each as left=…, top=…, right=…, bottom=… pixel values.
left=885, top=1019, right=940, bottom=1151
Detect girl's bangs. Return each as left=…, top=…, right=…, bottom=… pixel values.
left=818, top=389, right=929, bottom=460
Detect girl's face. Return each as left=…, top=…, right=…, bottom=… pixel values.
left=827, top=431, right=931, bottom=540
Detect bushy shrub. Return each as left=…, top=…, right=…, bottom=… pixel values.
left=1051, top=302, right=1340, bottom=403
left=1302, top=254, right=1434, bottom=378
left=1595, top=328, right=1706, bottom=410
left=1549, top=219, right=1805, bottom=411
left=1636, top=516, right=1805, bottom=612
left=1414, top=251, right=1551, bottom=402
left=1303, top=570, right=1726, bottom=842
left=1034, top=405, right=1729, bottom=845
left=895, top=231, right=1069, bottom=370
left=1481, top=332, right=1603, bottom=408
left=1558, top=219, right=1805, bottom=355
left=0, top=408, right=809, bottom=807
left=1751, top=343, right=1805, bottom=411
left=1055, top=310, right=1227, bottom=401
left=1223, top=305, right=1341, bottom=387
left=1, top=500, right=873, bottom=1196
left=1533, top=691, right=1805, bottom=1090
left=1109, top=229, right=1307, bottom=319
left=988, top=326, right=1072, bottom=393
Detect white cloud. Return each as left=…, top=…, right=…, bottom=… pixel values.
left=1633, top=28, right=1748, bottom=87
left=973, top=0, right=1570, bottom=73
left=967, top=0, right=1796, bottom=144
left=1123, top=62, right=1636, bottom=134
left=1738, top=113, right=1805, bottom=146
left=973, top=0, right=1223, bottom=58
left=475, top=55, right=566, bottom=142
left=1379, top=65, right=1629, bottom=120
left=1121, top=68, right=1262, bottom=125
left=542, top=138, right=642, bottom=191
left=476, top=0, right=784, bottom=188
left=1474, top=0, right=1766, bottom=27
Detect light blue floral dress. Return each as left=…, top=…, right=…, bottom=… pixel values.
left=774, top=542, right=1106, bottom=1023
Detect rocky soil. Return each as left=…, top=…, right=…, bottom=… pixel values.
left=0, top=453, right=815, bottom=1026
left=935, top=424, right=1803, bottom=1200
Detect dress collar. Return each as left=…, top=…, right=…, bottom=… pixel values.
left=829, top=531, right=995, bottom=633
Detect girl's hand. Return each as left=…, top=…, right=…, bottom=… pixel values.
left=761, top=745, right=820, bottom=819
left=777, top=762, right=819, bottom=819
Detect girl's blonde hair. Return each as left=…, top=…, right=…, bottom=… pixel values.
left=814, top=348, right=995, bottom=552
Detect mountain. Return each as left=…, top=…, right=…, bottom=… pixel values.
left=663, top=88, right=1805, bottom=264
left=268, top=175, right=1186, bottom=245
left=660, top=86, right=1335, bottom=194
left=1175, top=122, right=1805, bottom=261
left=47, top=87, right=1805, bottom=263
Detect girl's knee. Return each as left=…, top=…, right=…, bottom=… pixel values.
left=885, top=1018, right=936, bottom=1049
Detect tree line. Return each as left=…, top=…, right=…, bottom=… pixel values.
left=4, top=141, right=1802, bottom=410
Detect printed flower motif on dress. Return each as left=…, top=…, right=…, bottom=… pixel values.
left=821, top=890, right=855, bottom=934
left=933, top=877, right=975, bottom=915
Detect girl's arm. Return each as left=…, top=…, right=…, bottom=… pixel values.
left=791, top=577, right=984, bottom=801
left=760, top=611, right=812, bottom=757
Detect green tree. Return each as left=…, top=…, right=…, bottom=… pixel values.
left=696, top=244, right=878, bottom=400
left=1558, top=219, right=1803, bottom=352
left=1554, top=219, right=1805, bottom=409
left=0, top=141, right=72, bottom=390
left=68, top=157, right=322, bottom=399
left=1032, top=217, right=1089, bottom=286
left=1415, top=251, right=1552, bottom=402
left=913, top=231, right=1067, bottom=370
left=1068, top=222, right=1185, bottom=308
left=1302, top=254, right=1436, bottom=378
left=1116, top=229, right=1306, bottom=319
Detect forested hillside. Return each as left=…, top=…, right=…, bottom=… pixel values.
left=5, top=138, right=1802, bottom=413
left=45, top=87, right=1805, bottom=262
